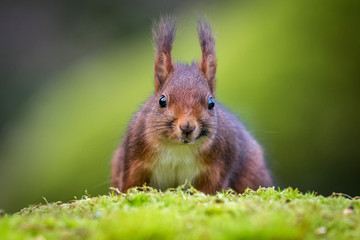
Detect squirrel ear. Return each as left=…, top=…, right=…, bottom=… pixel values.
left=153, top=16, right=176, bottom=92
left=198, top=18, right=216, bottom=93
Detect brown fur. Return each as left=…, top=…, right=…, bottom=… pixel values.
left=111, top=16, right=273, bottom=194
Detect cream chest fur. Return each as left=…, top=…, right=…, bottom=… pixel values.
left=149, top=143, right=201, bottom=190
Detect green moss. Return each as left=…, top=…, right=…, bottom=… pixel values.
left=0, top=187, right=359, bottom=239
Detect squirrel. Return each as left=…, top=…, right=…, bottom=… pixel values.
left=111, top=16, right=273, bottom=194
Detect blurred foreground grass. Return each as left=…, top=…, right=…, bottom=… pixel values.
left=0, top=187, right=359, bottom=239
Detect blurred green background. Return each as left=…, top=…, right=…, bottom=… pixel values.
left=1, top=0, right=359, bottom=213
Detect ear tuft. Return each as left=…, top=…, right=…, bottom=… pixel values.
left=197, top=18, right=216, bottom=93
left=153, top=16, right=177, bottom=92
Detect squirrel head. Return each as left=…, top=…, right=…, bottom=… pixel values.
left=148, top=16, right=217, bottom=145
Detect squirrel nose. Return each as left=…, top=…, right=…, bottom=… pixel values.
left=180, top=123, right=196, bottom=135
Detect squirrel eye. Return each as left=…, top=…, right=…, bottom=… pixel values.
left=159, top=95, right=167, bottom=108
left=208, top=97, right=215, bottom=110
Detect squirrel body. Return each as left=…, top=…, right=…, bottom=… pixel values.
left=111, top=17, right=272, bottom=194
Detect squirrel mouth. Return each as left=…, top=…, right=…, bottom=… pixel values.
left=176, top=131, right=207, bottom=144
left=177, top=137, right=192, bottom=144
left=175, top=136, right=194, bottom=144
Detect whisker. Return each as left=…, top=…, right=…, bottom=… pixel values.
left=130, top=127, right=170, bottom=142
left=143, top=124, right=172, bottom=129
left=207, top=130, right=237, bottom=146
left=90, top=179, right=111, bottom=190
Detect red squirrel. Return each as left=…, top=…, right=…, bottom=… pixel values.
left=111, top=16, right=272, bottom=194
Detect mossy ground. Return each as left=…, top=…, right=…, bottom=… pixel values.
left=0, top=187, right=359, bottom=239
